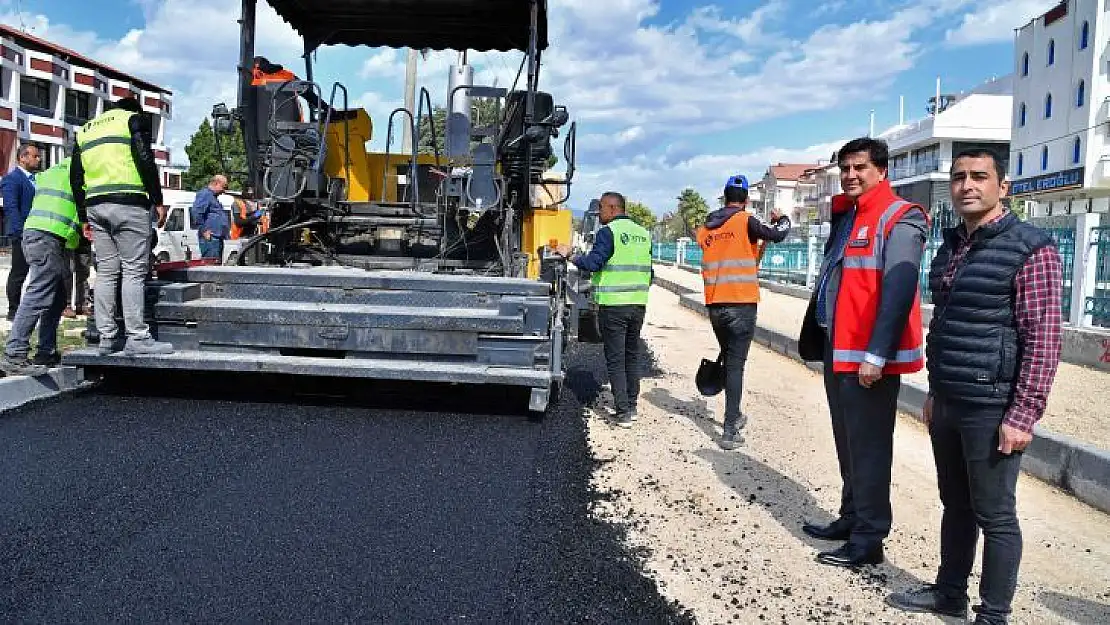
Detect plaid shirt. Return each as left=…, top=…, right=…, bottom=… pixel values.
left=940, top=215, right=1064, bottom=433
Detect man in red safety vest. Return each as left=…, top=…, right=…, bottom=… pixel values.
left=797, top=137, right=929, bottom=568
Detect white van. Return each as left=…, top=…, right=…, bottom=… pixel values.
left=153, top=191, right=243, bottom=265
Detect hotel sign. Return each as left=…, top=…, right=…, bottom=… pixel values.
left=1009, top=166, right=1084, bottom=196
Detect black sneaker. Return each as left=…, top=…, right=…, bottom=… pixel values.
left=0, top=354, right=48, bottom=377
left=719, top=426, right=743, bottom=450
left=31, top=351, right=61, bottom=367
left=614, top=412, right=634, bottom=428
left=886, top=585, right=968, bottom=618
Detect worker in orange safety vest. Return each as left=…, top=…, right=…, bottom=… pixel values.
left=696, top=174, right=790, bottom=450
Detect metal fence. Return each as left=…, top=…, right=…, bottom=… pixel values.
left=653, top=222, right=1109, bottom=329
left=1089, top=226, right=1110, bottom=327
left=1045, top=227, right=1076, bottom=321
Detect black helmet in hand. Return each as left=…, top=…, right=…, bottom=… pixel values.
left=695, top=354, right=725, bottom=397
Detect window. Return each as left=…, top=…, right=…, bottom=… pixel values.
left=19, top=76, right=50, bottom=115
left=1078, top=80, right=1086, bottom=107
left=1081, top=22, right=1090, bottom=50
left=1020, top=103, right=1027, bottom=126
left=1048, top=39, right=1055, bottom=65
left=1017, top=153, right=1023, bottom=176
left=1073, top=137, right=1082, bottom=164
left=164, top=208, right=184, bottom=232
left=65, top=90, right=91, bottom=124
left=1045, top=93, right=1053, bottom=118
left=1022, top=52, right=1029, bottom=76
left=1042, top=146, right=1049, bottom=171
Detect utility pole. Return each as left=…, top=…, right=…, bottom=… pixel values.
left=401, top=48, right=419, bottom=155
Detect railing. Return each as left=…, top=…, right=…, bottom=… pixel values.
left=890, top=159, right=947, bottom=181
left=652, top=215, right=1105, bottom=329
left=1089, top=226, right=1110, bottom=327
left=19, top=103, right=52, bottom=118
left=1046, top=227, right=1076, bottom=320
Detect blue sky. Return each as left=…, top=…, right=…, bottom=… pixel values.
left=2, top=0, right=1060, bottom=214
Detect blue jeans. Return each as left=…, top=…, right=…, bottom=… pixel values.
left=199, top=236, right=224, bottom=260
left=5, top=230, right=67, bottom=358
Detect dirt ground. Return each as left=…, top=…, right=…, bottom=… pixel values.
left=587, top=286, right=1110, bottom=624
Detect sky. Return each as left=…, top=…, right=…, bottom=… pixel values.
left=1, top=0, right=1062, bottom=215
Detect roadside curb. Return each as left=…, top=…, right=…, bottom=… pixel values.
left=0, top=366, right=85, bottom=414
left=654, top=274, right=1110, bottom=516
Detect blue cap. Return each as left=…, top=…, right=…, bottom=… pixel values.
left=725, top=174, right=749, bottom=190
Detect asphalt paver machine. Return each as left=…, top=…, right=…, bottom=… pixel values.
left=65, top=0, right=595, bottom=413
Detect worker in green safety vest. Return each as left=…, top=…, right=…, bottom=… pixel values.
left=70, top=97, right=172, bottom=356
left=1, top=157, right=88, bottom=377
left=558, top=192, right=652, bottom=428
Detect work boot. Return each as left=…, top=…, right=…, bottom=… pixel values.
left=32, top=351, right=61, bottom=367
left=62, top=307, right=76, bottom=319
left=886, top=585, right=969, bottom=619
left=0, top=354, right=47, bottom=377
left=123, top=337, right=174, bottom=356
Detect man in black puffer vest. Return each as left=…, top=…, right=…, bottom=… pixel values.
left=886, top=149, right=1063, bottom=625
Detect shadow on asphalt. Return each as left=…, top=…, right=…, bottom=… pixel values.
left=1038, top=590, right=1110, bottom=625
left=644, top=386, right=930, bottom=596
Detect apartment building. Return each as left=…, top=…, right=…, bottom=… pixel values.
left=0, top=24, right=182, bottom=189
left=878, top=76, right=1012, bottom=231
left=758, top=163, right=821, bottom=223
left=1010, top=0, right=1110, bottom=216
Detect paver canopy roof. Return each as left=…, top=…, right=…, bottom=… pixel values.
left=266, top=0, right=549, bottom=52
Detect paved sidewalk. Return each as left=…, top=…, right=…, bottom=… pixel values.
left=653, top=262, right=1110, bottom=452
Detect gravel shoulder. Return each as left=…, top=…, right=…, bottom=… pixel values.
left=586, top=286, right=1110, bottom=624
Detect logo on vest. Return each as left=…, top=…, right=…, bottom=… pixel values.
left=849, top=225, right=870, bottom=248
left=620, top=232, right=648, bottom=245
left=702, top=231, right=736, bottom=248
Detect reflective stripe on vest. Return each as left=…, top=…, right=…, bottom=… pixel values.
left=831, top=195, right=926, bottom=374
left=23, top=158, right=81, bottom=249
left=697, top=211, right=760, bottom=304
left=592, top=218, right=652, bottom=306
left=77, top=109, right=148, bottom=201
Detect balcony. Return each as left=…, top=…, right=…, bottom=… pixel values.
left=19, top=103, right=53, bottom=119
left=890, top=159, right=949, bottom=181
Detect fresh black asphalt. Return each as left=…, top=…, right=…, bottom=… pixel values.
left=0, top=344, right=694, bottom=623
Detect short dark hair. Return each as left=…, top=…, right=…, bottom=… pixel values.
left=600, top=191, right=626, bottom=212
left=110, top=97, right=142, bottom=113
left=837, top=137, right=889, bottom=170
left=16, top=143, right=38, bottom=159
left=723, top=185, right=748, bottom=204
left=952, top=148, right=1007, bottom=182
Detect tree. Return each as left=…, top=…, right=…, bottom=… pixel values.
left=625, top=200, right=657, bottom=231
left=674, top=188, right=709, bottom=239
left=183, top=118, right=248, bottom=191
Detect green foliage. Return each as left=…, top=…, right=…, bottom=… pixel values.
left=183, top=118, right=248, bottom=191
left=674, top=188, right=709, bottom=239
left=625, top=200, right=657, bottom=230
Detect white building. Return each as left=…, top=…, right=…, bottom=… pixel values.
left=759, top=163, right=820, bottom=222
left=805, top=161, right=841, bottom=224
left=877, top=76, right=1012, bottom=230
left=1010, top=0, right=1108, bottom=216
left=0, top=23, right=177, bottom=187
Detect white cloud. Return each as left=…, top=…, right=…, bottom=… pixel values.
left=945, top=0, right=1059, bottom=47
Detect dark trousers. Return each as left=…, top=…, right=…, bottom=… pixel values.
left=6, top=234, right=30, bottom=316
left=63, top=245, right=92, bottom=311
left=708, top=303, right=757, bottom=429
left=931, top=395, right=1023, bottom=625
left=823, top=342, right=900, bottom=546
left=599, top=304, right=646, bottom=414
